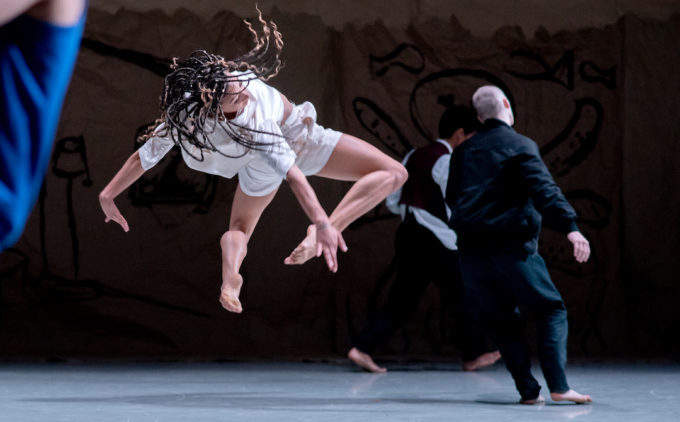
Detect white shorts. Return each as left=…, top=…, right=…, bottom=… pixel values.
left=281, top=101, right=343, bottom=175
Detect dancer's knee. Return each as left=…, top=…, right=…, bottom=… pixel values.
left=390, top=162, right=408, bottom=191
left=220, top=230, right=248, bottom=250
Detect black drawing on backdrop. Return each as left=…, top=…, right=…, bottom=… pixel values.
left=507, top=50, right=617, bottom=91
left=564, top=190, right=613, bottom=230
left=50, top=136, right=92, bottom=279
left=128, top=124, right=219, bottom=212
left=81, top=38, right=173, bottom=77
left=352, top=98, right=413, bottom=158
left=369, top=43, right=426, bottom=78
left=507, top=50, right=575, bottom=90
left=409, top=69, right=516, bottom=144
left=579, top=61, right=617, bottom=89
left=40, top=135, right=207, bottom=315
left=541, top=97, right=603, bottom=177
left=348, top=97, right=410, bottom=230
left=0, top=135, right=209, bottom=337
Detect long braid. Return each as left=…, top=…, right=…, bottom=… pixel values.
left=139, top=7, right=285, bottom=161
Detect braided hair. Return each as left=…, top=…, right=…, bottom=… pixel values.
left=140, top=7, right=285, bottom=161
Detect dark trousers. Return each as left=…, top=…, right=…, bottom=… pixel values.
left=458, top=246, right=570, bottom=399
left=354, top=214, right=491, bottom=362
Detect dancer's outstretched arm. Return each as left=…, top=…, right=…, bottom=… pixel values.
left=98, top=150, right=146, bottom=232
left=286, top=165, right=347, bottom=272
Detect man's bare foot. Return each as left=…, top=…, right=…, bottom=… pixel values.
left=551, top=389, right=592, bottom=404
left=284, top=224, right=317, bottom=266
left=462, top=350, right=502, bottom=371
left=348, top=347, right=387, bottom=373
left=219, top=273, right=243, bottom=313
left=520, top=395, right=546, bottom=405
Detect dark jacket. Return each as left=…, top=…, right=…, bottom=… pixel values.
left=445, top=119, right=579, bottom=253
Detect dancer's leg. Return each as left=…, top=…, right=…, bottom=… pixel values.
left=350, top=217, right=432, bottom=372
left=502, top=251, right=592, bottom=404
left=435, top=250, right=500, bottom=370
left=220, top=185, right=277, bottom=313
left=284, top=134, right=407, bottom=265
left=518, top=253, right=592, bottom=404
left=459, top=249, right=542, bottom=402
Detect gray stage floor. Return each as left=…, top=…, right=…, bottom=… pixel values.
left=0, top=361, right=678, bottom=421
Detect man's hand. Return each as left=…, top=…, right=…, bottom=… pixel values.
left=315, top=222, right=348, bottom=273
left=567, top=231, right=590, bottom=263
left=99, top=193, right=129, bottom=232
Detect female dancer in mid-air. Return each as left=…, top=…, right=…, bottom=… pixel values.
left=98, top=9, right=407, bottom=313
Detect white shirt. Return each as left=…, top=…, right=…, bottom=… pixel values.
left=138, top=77, right=297, bottom=197
left=386, top=139, right=458, bottom=250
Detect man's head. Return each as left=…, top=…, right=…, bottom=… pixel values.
left=471, top=85, right=514, bottom=126
left=439, top=105, right=480, bottom=148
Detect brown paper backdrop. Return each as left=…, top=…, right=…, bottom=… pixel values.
left=0, top=8, right=678, bottom=360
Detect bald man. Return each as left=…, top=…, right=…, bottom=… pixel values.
left=445, top=86, right=592, bottom=404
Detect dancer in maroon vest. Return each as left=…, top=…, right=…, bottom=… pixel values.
left=348, top=106, right=500, bottom=372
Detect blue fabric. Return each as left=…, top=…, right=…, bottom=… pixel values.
left=0, top=11, right=85, bottom=251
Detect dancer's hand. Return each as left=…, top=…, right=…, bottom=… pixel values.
left=315, top=222, right=347, bottom=273
left=567, top=231, right=590, bottom=263
left=99, top=193, right=129, bottom=232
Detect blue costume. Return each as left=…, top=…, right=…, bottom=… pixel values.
left=0, top=11, right=86, bottom=251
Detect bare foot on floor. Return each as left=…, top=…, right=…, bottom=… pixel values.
left=348, top=347, right=387, bottom=373
left=520, top=395, right=546, bottom=405
left=219, top=273, right=243, bottom=313
left=284, top=225, right=317, bottom=266
left=551, top=389, right=592, bottom=404
left=462, top=350, right=502, bottom=371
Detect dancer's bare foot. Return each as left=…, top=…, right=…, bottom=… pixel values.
left=551, top=389, right=592, bottom=404
left=520, top=395, right=546, bottom=405
left=219, top=273, right=243, bottom=313
left=284, top=224, right=317, bottom=266
left=348, top=347, right=387, bottom=373
left=462, top=350, right=502, bottom=371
